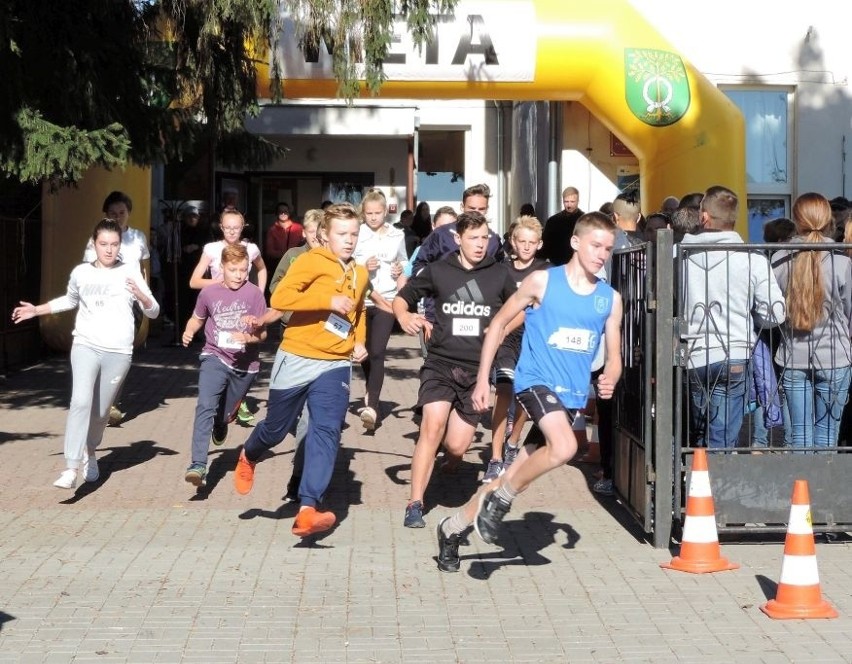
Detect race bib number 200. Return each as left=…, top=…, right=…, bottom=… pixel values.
left=452, top=318, right=480, bottom=337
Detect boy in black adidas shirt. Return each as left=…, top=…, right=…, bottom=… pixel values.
left=393, top=212, right=517, bottom=529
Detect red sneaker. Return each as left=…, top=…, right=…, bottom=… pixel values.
left=234, top=449, right=256, bottom=495
left=292, top=507, right=336, bottom=537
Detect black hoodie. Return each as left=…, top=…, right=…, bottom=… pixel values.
left=396, top=251, right=517, bottom=370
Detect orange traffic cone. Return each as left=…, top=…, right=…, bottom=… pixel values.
left=661, top=448, right=739, bottom=573
left=761, top=480, right=838, bottom=619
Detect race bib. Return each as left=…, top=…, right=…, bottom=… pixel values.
left=562, top=328, right=592, bottom=352
left=325, top=313, right=351, bottom=339
left=217, top=330, right=244, bottom=350
left=452, top=318, right=480, bottom=337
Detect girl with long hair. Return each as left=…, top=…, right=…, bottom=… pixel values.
left=772, top=192, right=852, bottom=450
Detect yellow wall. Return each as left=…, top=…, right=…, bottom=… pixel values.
left=40, top=166, right=152, bottom=351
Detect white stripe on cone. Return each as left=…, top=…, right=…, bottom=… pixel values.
left=787, top=504, right=813, bottom=536
left=778, top=555, right=821, bottom=586
left=688, top=470, right=712, bottom=498
left=681, top=515, right=719, bottom=544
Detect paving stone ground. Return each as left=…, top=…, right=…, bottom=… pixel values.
left=1, top=329, right=851, bottom=662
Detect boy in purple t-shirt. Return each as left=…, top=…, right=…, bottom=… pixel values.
left=181, top=244, right=268, bottom=488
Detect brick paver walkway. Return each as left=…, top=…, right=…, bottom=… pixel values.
left=1, top=330, right=851, bottom=662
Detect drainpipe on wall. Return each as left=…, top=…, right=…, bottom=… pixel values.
left=408, top=112, right=420, bottom=210
left=494, top=101, right=506, bottom=233
left=547, top=101, right=561, bottom=218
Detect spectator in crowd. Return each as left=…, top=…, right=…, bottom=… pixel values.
left=671, top=206, right=701, bottom=244
left=264, top=202, right=304, bottom=270
left=771, top=192, right=852, bottom=450
left=395, top=208, right=419, bottom=257
left=643, top=212, right=671, bottom=243
left=680, top=186, right=785, bottom=450
left=763, top=217, right=796, bottom=244
left=412, top=201, right=433, bottom=244
left=660, top=196, right=680, bottom=217
left=540, top=186, right=584, bottom=265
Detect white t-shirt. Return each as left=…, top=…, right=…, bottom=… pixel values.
left=48, top=263, right=160, bottom=354
left=353, top=224, right=408, bottom=301
left=83, top=227, right=150, bottom=274
left=202, top=240, right=261, bottom=280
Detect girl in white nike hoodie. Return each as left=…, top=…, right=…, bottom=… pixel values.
left=12, top=219, right=159, bottom=489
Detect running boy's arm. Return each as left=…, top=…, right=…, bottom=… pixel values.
left=269, top=254, right=324, bottom=312
left=189, top=252, right=218, bottom=290
left=596, top=292, right=624, bottom=400
left=181, top=314, right=205, bottom=346
left=392, top=267, right=434, bottom=335
left=253, top=256, right=267, bottom=294
left=471, top=270, right=548, bottom=412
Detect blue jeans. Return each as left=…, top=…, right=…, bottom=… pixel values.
left=688, top=360, right=748, bottom=449
left=782, top=366, right=852, bottom=451
left=190, top=355, right=256, bottom=465
left=244, top=364, right=350, bottom=507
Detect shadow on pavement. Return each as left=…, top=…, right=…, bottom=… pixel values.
left=58, top=439, right=179, bottom=504
left=0, top=611, right=15, bottom=632
left=455, top=512, right=581, bottom=580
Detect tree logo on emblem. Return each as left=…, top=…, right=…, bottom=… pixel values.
left=625, top=49, right=690, bottom=127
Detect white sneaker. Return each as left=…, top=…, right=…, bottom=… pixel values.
left=360, top=406, right=377, bottom=431
left=53, top=469, right=77, bottom=490
left=83, top=456, right=100, bottom=483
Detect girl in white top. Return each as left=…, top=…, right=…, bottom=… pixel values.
left=352, top=189, right=408, bottom=430
left=190, top=210, right=267, bottom=293
left=83, top=191, right=150, bottom=278
left=12, top=219, right=160, bottom=490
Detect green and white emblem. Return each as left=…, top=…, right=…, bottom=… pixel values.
left=625, top=48, right=690, bottom=127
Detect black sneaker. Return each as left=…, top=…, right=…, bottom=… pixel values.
left=211, top=422, right=228, bottom=446
left=404, top=500, right=426, bottom=528
left=285, top=475, right=301, bottom=502
left=436, top=517, right=461, bottom=572
left=474, top=489, right=512, bottom=544
left=502, top=443, right=521, bottom=473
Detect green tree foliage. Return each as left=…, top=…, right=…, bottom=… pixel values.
left=0, top=0, right=457, bottom=184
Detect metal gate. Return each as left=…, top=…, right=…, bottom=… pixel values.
left=611, top=231, right=852, bottom=547
left=610, top=232, right=675, bottom=549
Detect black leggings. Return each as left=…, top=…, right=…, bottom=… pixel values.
left=362, top=307, right=396, bottom=409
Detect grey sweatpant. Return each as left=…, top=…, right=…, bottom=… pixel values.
left=63, top=344, right=132, bottom=469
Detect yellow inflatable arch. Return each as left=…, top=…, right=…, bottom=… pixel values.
left=259, top=0, right=746, bottom=227
left=40, top=0, right=744, bottom=350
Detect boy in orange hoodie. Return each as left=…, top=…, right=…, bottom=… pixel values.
left=234, top=203, right=369, bottom=537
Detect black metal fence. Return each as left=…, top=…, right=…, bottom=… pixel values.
left=611, top=232, right=852, bottom=546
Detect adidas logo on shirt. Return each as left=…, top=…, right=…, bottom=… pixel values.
left=442, top=301, right=491, bottom=316
left=443, top=280, right=491, bottom=316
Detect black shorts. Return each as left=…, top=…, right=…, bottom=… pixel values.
left=516, top=385, right=578, bottom=428
left=417, top=357, right=481, bottom=426
left=493, top=338, right=521, bottom=385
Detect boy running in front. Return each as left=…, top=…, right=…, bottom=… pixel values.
left=393, top=211, right=518, bottom=529
left=181, top=244, right=268, bottom=488
left=234, top=203, right=369, bottom=537
left=435, top=212, right=623, bottom=572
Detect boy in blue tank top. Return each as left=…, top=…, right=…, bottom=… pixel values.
left=435, top=212, right=623, bottom=572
